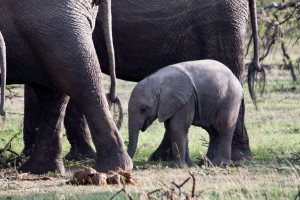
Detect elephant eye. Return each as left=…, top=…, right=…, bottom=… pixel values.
left=140, top=105, right=148, bottom=113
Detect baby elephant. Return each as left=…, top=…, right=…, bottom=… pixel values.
left=127, top=60, right=244, bottom=167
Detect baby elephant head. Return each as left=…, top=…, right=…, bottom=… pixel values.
left=127, top=68, right=193, bottom=158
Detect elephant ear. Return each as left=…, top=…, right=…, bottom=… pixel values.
left=158, top=69, right=193, bottom=122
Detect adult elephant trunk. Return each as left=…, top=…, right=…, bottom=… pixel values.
left=0, top=32, right=6, bottom=117
left=127, top=120, right=139, bottom=158
left=100, top=0, right=123, bottom=129
left=248, top=0, right=265, bottom=108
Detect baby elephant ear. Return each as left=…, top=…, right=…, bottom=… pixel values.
left=158, top=70, right=193, bottom=122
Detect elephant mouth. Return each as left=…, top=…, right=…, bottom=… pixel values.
left=141, top=120, right=149, bottom=132
left=141, top=122, right=147, bottom=132
left=141, top=118, right=155, bottom=132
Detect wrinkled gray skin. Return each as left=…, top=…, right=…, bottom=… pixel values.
left=23, top=0, right=261, bottom=162
left=0, top=0, right=132, bottom=175
left=128, top=60, right=244, bottom=167
left=0, top=31, right=6, bottom=117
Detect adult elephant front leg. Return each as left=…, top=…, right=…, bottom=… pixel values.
left=19, top=86, right=69, bottom=175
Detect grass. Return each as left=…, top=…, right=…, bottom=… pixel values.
left=0, top=68, right=300, bottom=199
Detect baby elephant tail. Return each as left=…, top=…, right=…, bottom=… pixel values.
left=241, top=96, right=246, bottom=140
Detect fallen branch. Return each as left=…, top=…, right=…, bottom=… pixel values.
left=109, top=185, right=133, bottom=200
left=258, top=2, right=300, bottom=14
left=147, top=189, right=162, bottom=200
left=171, top=177, right=191, bottom=196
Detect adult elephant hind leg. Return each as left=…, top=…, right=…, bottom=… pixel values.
left=44, top=33, right=132, bottom=173
left=21, top=85, right=40, bottom=157
left=18, top=86, right=69, bottom=175
left=64, top=99, right=95, bottom=161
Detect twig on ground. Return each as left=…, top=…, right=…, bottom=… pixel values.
left=295, top=185, right=300, bottom=200
left=189, top=172, right=196, bottom=198
left=147, top=189, right=162, bottom=200
left=109, top=184, right=133, bottom=200
left=171, top=177, right=190, bottom=196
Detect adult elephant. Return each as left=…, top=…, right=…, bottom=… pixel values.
left=23, top=0, right=261, bottom=162
left=0, top=0, right=132, bottom=174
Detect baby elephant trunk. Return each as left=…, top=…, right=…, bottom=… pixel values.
left=127, top=121, right=140, bottom=158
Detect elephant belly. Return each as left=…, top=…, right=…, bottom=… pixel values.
left=95, top=0, right=248, bottom=81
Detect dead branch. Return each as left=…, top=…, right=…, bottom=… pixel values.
left=295, top=185, right=300, bottom=200
left=6, top=112, right=24, bottom=116
left=259, top=20, right=279, bottom=62
left=171, top=177, right=191, bottom=196
left=258, top=2, right=300, bottom=14
left=147, top=189, right=162, bottom=200
left=199, top=136, right=209, bottom=147
left=189, top=172, right=196, bottom=198
left=0, top=132, right=19, bottom=154
left=278, top=4, right=300, bottom=25
left=281, top=38, right=297, bottom=81
left=110, top=184, right=133, bottom=200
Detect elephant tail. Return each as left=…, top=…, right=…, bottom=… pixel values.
left=0, top=32, right=6, bottom=118
left=248, top=0, right=265, bottom=109
left=101, top=0, right=123, bottom=129
left=241, top=96, right=245, bottom=139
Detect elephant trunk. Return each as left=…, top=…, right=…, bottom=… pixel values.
left=0, top=32, right=6, bottom=117
left=127, top=120, right=140, bottom=158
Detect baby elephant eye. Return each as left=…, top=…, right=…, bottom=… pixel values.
left=140, top=105, right=148, bottom=113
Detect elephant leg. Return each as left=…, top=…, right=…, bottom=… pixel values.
left=167, top=121, right=187, bottom=168
left=148, top=130, right=172, bottom=162
left=64, top=99, right=95, bottom=161
left=21, top=85, right=40, bottom=157
left=149, top=131, right=193, bottom=165
left=185, top=139, right=194, bottom=167
left=166, top=103, right=194, bottom=168
left=18, top=85, right=69, bottom=175
left=211, top=126, right=235, bottom=166
left=231, top=109, right=253, bottom=161
left=199, top=127, right=219, bottom=166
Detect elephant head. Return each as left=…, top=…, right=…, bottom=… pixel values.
left=0, top=32, right=6, bottom=117
left=127, top=68, right=193, bottom=158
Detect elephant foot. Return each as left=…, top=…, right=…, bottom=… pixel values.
left=185, top=157, right=196, bottom=167
left=231, top=147, right=253, bottom=161
left=20, top=146, right=34, bottom=158
left=64, top=146, right=96, bottom=161
left=18, top=156, right=65, bottom=175
left=211, top=158, right=231, bottom=167
left=198, top=157, right=214, bottom=167
left=198, top=158, right=230, bottom=168
left=169, top=160, right=187, bottom=168
left=95, top=148, right=133, bottom=173
left=149, top=147, right=172, bottom=161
